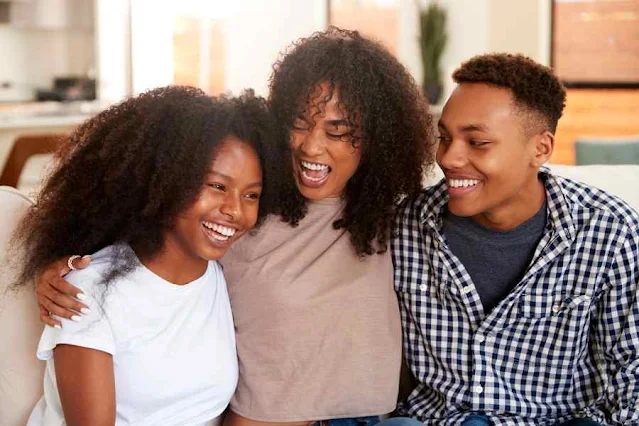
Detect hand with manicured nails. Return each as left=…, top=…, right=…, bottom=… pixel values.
left=36, top=255, right=92, bottom=328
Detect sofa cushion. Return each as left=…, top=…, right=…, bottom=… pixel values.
left=0, top=186, right=44, bottom=426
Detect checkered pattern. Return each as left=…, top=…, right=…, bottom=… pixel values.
left=392, top=171, right=639, bottom=426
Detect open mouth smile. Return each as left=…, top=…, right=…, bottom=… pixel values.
left=299, top=160, right=331, bottom=187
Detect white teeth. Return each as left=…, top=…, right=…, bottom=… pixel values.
left=301, top=170, right=328, bottom=182
left=203, top=221, right=237, bottom=237
left=301, top=160, right=329, bottom=171
left=448, top=179, right=480, bottom=188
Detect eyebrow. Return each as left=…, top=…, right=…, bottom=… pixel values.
left=438, top=120, right=489, bottom=133
left=208, top=171, right=263, bottom=188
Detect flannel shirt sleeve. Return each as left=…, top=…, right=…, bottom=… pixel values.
left=594, top=224, right=639, bottom=425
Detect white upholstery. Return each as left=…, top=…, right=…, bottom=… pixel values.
left=0, top=186, right=44, bottom=426
left=547, top=164, right=639, bottom=211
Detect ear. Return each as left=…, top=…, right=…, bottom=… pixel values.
left=530, top=131, right=554, bottom=167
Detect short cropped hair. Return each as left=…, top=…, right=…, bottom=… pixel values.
left=452, top=53, right=566, bottom=133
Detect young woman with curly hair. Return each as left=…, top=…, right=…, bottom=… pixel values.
left=33, top=27, right=436, bottom=426
left=13, top=86, right=287, bottom=426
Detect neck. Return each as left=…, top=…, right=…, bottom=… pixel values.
left=471, top=176, right=546, bottom=232
left=132, top=241, right=208, bottom=286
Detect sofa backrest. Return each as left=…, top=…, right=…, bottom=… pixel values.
left=0, top=186, right=45, bottom=426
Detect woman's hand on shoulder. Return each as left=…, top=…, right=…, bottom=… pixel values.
left=36, top=255, right=92, bottom=328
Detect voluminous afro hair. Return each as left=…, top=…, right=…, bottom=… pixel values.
left=452, top=53, right=566, bottom=133
left=269, top=26, right=435, bottom=256
left=12, top=85, right=287, bottom=288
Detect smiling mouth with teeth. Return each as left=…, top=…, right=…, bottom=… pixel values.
left=300, top=160, right=331, bottom=183
left=202, top=220, right=237, bottom=243
left=447, top=178, right=480, bottom=189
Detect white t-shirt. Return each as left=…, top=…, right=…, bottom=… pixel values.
left=27, top=245, right=238, bottom=426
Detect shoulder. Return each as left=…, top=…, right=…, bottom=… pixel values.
left=396, top=180, right=446, bottom=225
left=64, top=245, right=136, bottom=298
left=552, top=174, right=639, bottom=234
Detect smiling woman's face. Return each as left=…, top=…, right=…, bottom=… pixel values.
left=166, top=137, right=263, bottom=263
left=289, top=83, right=362, bottom=201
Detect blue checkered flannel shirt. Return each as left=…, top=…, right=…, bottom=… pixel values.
left=392, top=171, right=639, bottom=426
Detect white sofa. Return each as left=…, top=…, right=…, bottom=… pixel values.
left=1, top=165, right=639, bottom=424
left=0, top=186, right=43, bottom=426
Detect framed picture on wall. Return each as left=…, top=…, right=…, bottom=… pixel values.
left=552, top=0, right=639, bottom=87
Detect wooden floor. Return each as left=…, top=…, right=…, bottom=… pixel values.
left=552, top=89, right=639, bottom=164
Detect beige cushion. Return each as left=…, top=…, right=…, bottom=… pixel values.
left=0, top=186, right=44, bottom=426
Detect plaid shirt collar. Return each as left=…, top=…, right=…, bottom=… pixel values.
left=420, top=168, right=576, bottom=243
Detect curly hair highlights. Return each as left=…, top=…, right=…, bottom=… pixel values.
left=12, top=86, right=286, bottom=288
left=269, top=26, right=436, bottom=256
left=452, top=53, right=566, bottom=133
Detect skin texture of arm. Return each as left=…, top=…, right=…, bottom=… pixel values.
left=54, top=344, right=116, bottom=426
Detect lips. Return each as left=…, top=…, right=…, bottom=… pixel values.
left=299, top=160, right=331, bottom=187
left=445, top=176, right=482, bottom=198
left=201, top=220, right=240, bottom=246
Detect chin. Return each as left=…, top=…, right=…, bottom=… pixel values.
left=447, top=202, right=480, bottom=218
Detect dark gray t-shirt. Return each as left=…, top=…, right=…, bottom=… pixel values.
left=442, top=202, right=547, bottom=314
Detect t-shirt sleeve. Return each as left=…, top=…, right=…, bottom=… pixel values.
left=36, top=271, right=116, bottom=360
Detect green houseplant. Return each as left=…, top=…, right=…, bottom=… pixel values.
left=418, top=2, right=447, bottom=104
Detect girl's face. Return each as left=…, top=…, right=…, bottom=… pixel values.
left=166, top=137, right=263, bottom=263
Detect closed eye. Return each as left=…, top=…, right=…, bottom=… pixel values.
left=292, top=116, right=310, bottom=131
left=470, top=140, right=489, bottom=147
left=326, top=132, right=351, bottom=141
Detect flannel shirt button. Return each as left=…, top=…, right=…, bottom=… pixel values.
left=433, top=240, right=440, bottom=248
left=461, top=286, right=473, bottom=294
left=476, top=335, right=485, bottom=343
left=419, top=284, right=427, bottom=291
left=473, top=385, right=484, bottom=394
left=552, top=304, right=561, bottom=313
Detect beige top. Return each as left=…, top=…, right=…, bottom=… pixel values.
left=221, top=198, right=401, bottom=422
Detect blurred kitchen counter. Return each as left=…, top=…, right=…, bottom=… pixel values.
left=0, top=101, right=107, bottom=190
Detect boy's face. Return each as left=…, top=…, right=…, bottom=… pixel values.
left=436, top=83, right=552, bottom=230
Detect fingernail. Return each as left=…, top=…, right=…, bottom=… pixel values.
left=82, top=255, right=91, bottom=260
left=71, top=315, right=82, bottom=322
left=76, top=293, right=87, bottom=300
left=54, top=324, right=62, bottom=330
left=80, top=307, right=92, bottom=315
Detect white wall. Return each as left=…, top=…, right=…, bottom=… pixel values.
left=398, top=0, right=551, bottom=106
left=223, top=0, right=327, bottom=96
left=0, top=25, right=94, bottom=102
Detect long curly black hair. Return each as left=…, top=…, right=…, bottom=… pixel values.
left=12, top=86, right=287, bottom=288
left=269, top=27, right=436, bottom=256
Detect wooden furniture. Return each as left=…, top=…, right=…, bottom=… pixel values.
left=552, top=89, right=639, bottom=164
left=0, top=134, right=66, bottom=188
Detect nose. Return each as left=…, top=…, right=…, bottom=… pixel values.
left=296, top=128, right=325, bottom=157
left=437, top=139, right=468, bottom=170
left=220, top=192, right=242, bottom=222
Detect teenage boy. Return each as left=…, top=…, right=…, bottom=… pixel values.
left=392, top=53, right=639, bottom=426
